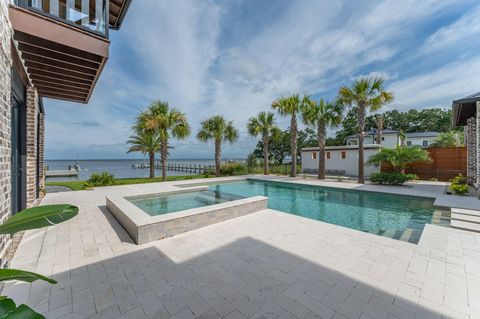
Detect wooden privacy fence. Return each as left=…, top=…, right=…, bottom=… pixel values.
left=381, top=147, right=467, bottom=181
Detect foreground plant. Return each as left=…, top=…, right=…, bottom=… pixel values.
left=302, top=98, right=343, bottom=179
left=0, top=205, right=79, bottom=318
left=197, top=116, right=239, bottom=177
left=337, top=77, right=394, bottom=183
left=366, top=145, right=431, bottom=173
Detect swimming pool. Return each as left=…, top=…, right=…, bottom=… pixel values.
left=206, top=179, right=449, bottom=243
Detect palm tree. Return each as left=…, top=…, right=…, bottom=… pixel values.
left=137, top=101, right=190, bottom=181
left=337, top=77, right=394, bottom=183
left=374, top=114, right=384, bottom=145
left=272, top=94, right=310, bottom=177
left=366, top=145, right=431, bottom=173
left=431, top=131, right=464, bottom=147
left=127, top=129, right=161, bottom=178
left=302, top=99, right=343, bottom=179
left=197, top=115, right=239, bottom=177
left=247, top=111, right=277, bottom=175
left=399, top=130, right=406, bottom=146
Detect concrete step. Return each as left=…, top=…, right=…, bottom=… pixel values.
left=451, top=220, right=480, bottom=232
left=451, top=208, right=480, bottom=217
left=451, top=212, right=480, bottom=224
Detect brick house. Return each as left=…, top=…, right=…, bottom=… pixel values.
left=0, top=0, right=131, bottom=266
left=452, top=92, right=480, bottom=188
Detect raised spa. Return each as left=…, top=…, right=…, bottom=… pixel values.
left=106, top=186, right=267, bottom=244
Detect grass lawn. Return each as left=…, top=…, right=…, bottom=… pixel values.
left=45, top=174, right=206, bottom=191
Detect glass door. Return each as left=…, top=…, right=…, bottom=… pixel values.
left=10, top=97, right=22, bottom=214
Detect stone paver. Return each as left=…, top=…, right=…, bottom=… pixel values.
left=2, top=177, right=480, bottom=318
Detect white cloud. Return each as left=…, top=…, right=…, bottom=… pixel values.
left=421, top=5, right=480, bottom=53
left=44, top=0, right=479, bottom=159
left=388, top=56, right=480, bottom=109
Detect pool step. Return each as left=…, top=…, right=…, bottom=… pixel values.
left=399, top=228, right=413, bottom=242
left=451, top=208, right=480, bottom=233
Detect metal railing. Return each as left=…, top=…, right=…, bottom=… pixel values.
left=14, top=0, right=108, bottom=37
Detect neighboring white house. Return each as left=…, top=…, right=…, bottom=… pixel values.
left=404, top=132, right=439, bottom=147
left=346, top=130, right=439, bottom=147
left=301, top=145, right=382, bottom=177
left=347, top=130, right=400, bottom=147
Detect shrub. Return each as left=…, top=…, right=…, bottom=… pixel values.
left=429, top=177, right=438, bottom=181
left=405, top=173, right=419, bottom=180
left=450, top=173, right=469, bottom=195
left=85, top=171, right=114, bottom=187
left=451, top=173, right=467, bottom=185
left=451, top=183, right=469, bottom=195
left=370, top=172, right=409, bottom=185
left=220, top=163, right=247, bottom=176
left=245, top=153, right=258, bottom=169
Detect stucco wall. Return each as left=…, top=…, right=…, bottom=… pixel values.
left=301, top=146, right=381, bottom=177
left=347, top=134, right=398, bottom=148
left=0, top=0, right=12, bottom=267
left=405, top=136, right=436, bottom=147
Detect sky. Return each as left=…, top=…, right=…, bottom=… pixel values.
left=44, top=0, right=480, bottom=160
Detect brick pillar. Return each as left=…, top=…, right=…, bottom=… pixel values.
left=466, top=117, right=477, bottom=186
left=0, top=0, right=13, bottom=267
left=25, top=86, right=39, bottom=207
left=38, top=112, right=45, bottom=191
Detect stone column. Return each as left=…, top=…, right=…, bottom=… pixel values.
left=466, top=117, right=477, bottom=185
left=0, top=0, right=12, bottom=267
left=477, top=102, right=480, bottom=188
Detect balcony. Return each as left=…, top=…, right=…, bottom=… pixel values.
left=9, top=0, right=131, bottom=103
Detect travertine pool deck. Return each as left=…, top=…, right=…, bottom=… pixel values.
left=3, top=177, right=480, bottom=318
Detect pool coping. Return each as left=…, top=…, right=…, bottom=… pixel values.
left=106, top=186, right=268, bottom=244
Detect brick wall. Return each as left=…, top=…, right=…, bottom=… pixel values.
left=38, top=112, right=45, bottom=191
left=0, top=0, right=12, bottom=267
left=25, top=86, right=40, bottom=207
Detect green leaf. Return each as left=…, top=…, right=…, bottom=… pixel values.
left=0, top=298, right=16, bottom=316
left=0, top=269, right=56, bottom=285
left=0, top=302, right=45, bottom=319
left=0, top=205, right=79, bottom=235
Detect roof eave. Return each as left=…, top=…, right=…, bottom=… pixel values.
left=109, top=0, right=132, bottom=30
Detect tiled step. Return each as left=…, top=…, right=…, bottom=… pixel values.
left=451, top=208, right=480, bottom=217
left=451, top=220, right=480, bottom=232
left=451, top=212, right=480, bottom=224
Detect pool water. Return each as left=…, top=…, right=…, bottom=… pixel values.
left=207, top=180, right=449, bottom=243
left=127, top=190, right=244, bottom=216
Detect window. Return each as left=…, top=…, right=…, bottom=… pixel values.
left=341, top=151, right=346, bottom=159
left=406, top=141, right=412, bottom=146
left=423, top=140, right=428, bottom=147
left=312, top=152, right=317, bottom=160
left=326, top=152, right=330, bottom=159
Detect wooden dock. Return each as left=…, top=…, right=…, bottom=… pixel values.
left=132, top=162, right=215, bottom=174
left=45, top=169, right=78, bottom=177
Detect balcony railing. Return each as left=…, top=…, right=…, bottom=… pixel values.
left=14, top=0, right=108, bottom=37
